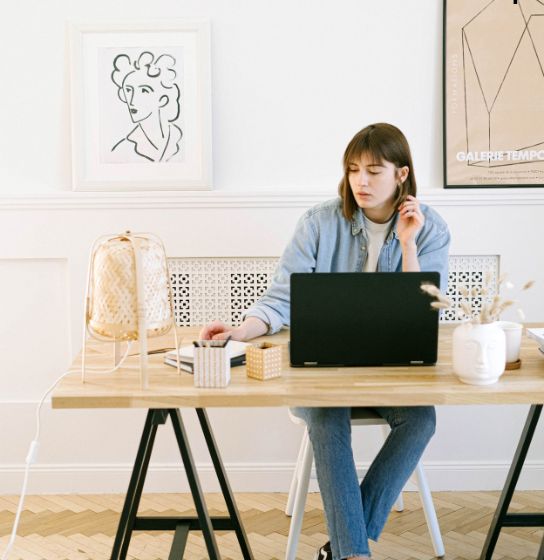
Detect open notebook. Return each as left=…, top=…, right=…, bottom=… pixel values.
left=164, top=340, right=250, bottom=373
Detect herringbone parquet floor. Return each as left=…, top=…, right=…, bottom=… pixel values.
left=0, top=491, right=543, bottom=559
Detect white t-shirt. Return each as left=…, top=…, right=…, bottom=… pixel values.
left=362, top=215, right=394, bottom=272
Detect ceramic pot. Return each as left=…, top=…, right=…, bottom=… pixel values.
left=452, top=322, right=506, bottom=385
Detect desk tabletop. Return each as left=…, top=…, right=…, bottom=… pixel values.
left=51, top=325, right=544, bottom=409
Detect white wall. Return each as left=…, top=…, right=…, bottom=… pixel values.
left=0, top=0, right=444, bottom=194
left=0, top=0, right=543, bottom=494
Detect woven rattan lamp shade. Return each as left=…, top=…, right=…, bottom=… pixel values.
left=88, top=234, right=172, bottom=341
left=83, top=232, right=179, bottom=388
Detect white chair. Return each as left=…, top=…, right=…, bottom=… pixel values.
left=285, top=408, right=445, bottom=560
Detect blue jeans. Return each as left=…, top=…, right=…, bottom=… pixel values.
left=292, top=406, right=436, bottom=560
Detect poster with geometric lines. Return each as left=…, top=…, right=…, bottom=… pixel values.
left=444, top=0, right=544, bottom=187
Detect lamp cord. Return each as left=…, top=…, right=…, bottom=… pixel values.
left=0, top=342, right=132, bottom=560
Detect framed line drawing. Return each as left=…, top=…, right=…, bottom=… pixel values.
left=443, top=0, right=544, bottom=188
left=70, top=20, right=212, bottom=191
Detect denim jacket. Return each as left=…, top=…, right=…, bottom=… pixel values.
left=245, top=197, right=451, bottom=334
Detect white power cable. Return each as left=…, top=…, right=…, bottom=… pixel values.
left=0, top=342, right=132, bottom=560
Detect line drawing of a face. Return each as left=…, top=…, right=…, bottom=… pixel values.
left=122, top=71, right=165, bottom=123
left=110, top=51, right=182, bottom=162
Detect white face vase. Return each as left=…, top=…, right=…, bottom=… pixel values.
left=452, top=323, right=506, bottom=385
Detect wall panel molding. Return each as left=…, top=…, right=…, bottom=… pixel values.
left=1, top=189, right=544, bottom=210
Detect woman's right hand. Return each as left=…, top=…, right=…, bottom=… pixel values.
left=199, top=317, right=268, bottom=341
left=199, top=320, right=239, bottom=341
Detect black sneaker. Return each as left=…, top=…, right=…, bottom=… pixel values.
left=314, top=541, right=332, bottom=560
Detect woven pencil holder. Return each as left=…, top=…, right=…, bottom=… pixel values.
left=193, top=347, right=231, bottom=388
left=246, top=343, right=282, bottom=380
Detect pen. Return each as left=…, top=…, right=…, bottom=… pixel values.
left=222, top=335, right=232, bottom=348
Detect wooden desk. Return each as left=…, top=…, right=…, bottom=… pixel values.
left=51, top=325, right=544, bottom=560
left=53, top=325, right=544, bottom=409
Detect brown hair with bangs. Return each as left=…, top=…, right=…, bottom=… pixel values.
left=338, top=123, right=417, bottom=221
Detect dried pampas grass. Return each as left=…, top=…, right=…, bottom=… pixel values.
left=421, top=275, right=534, bottom=324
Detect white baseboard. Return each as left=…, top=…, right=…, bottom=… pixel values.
left=414, top=460, right=544, bottom=491
left=1, top=460, right=543, bottom=495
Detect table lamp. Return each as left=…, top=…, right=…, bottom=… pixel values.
left=82, top=231, right=180, bottom=388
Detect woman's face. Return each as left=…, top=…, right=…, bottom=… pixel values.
left=348, top=152, right=408, bottom=221
left=122, top=70, right=166, bottom=123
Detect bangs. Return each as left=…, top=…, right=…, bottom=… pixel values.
left=344, top=136, right=388, bottom=170
left=343, top=123, right=409, bottom=170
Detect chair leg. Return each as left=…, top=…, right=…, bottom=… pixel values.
left=285, top=429, right=309, bottom=516
left=285, top=430, right=314, bottom=560
left=394, top=491, right=404, bottom=512
left=414, top=462, right=445, bottom=557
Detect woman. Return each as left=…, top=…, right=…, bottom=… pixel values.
left=200, top=123, right=450, bottom=560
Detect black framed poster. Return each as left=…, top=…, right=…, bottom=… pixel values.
left=444, top=0, right=544, bottom=188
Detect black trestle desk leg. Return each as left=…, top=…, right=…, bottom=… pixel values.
left=196, top=408, right=254, bottom=559
left=538, top=532, right=544, bottom=560
left=169, top=409, right=221, bottom=559
left=480, top=404, right=542, bottom=560
left=111, top=409, right=168, bottom=560
left=169, top=523, right=190, bottom=560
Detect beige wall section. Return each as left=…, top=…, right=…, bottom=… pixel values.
left=0, top=0, right=543, bottom=493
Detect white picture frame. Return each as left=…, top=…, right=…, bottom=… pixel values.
left=70, top=20, right=212, bottom=191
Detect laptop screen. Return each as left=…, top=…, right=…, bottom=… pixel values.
left=289, top=272, right=440, bottom=367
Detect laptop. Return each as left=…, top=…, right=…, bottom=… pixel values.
left=289, top=272, right=440, bottom=367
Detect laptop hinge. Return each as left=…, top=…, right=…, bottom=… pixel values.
left=303, top=361, right=318, bottom=366
left=410, top=360, right=424, bottom=365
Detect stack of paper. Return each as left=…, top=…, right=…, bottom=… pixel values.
left=164, top=341, right=250, bottom=373
left=527, top=328, right=544, bottom=355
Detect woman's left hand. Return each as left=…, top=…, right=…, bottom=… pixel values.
left=397, top=195, right=425, bottom=247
